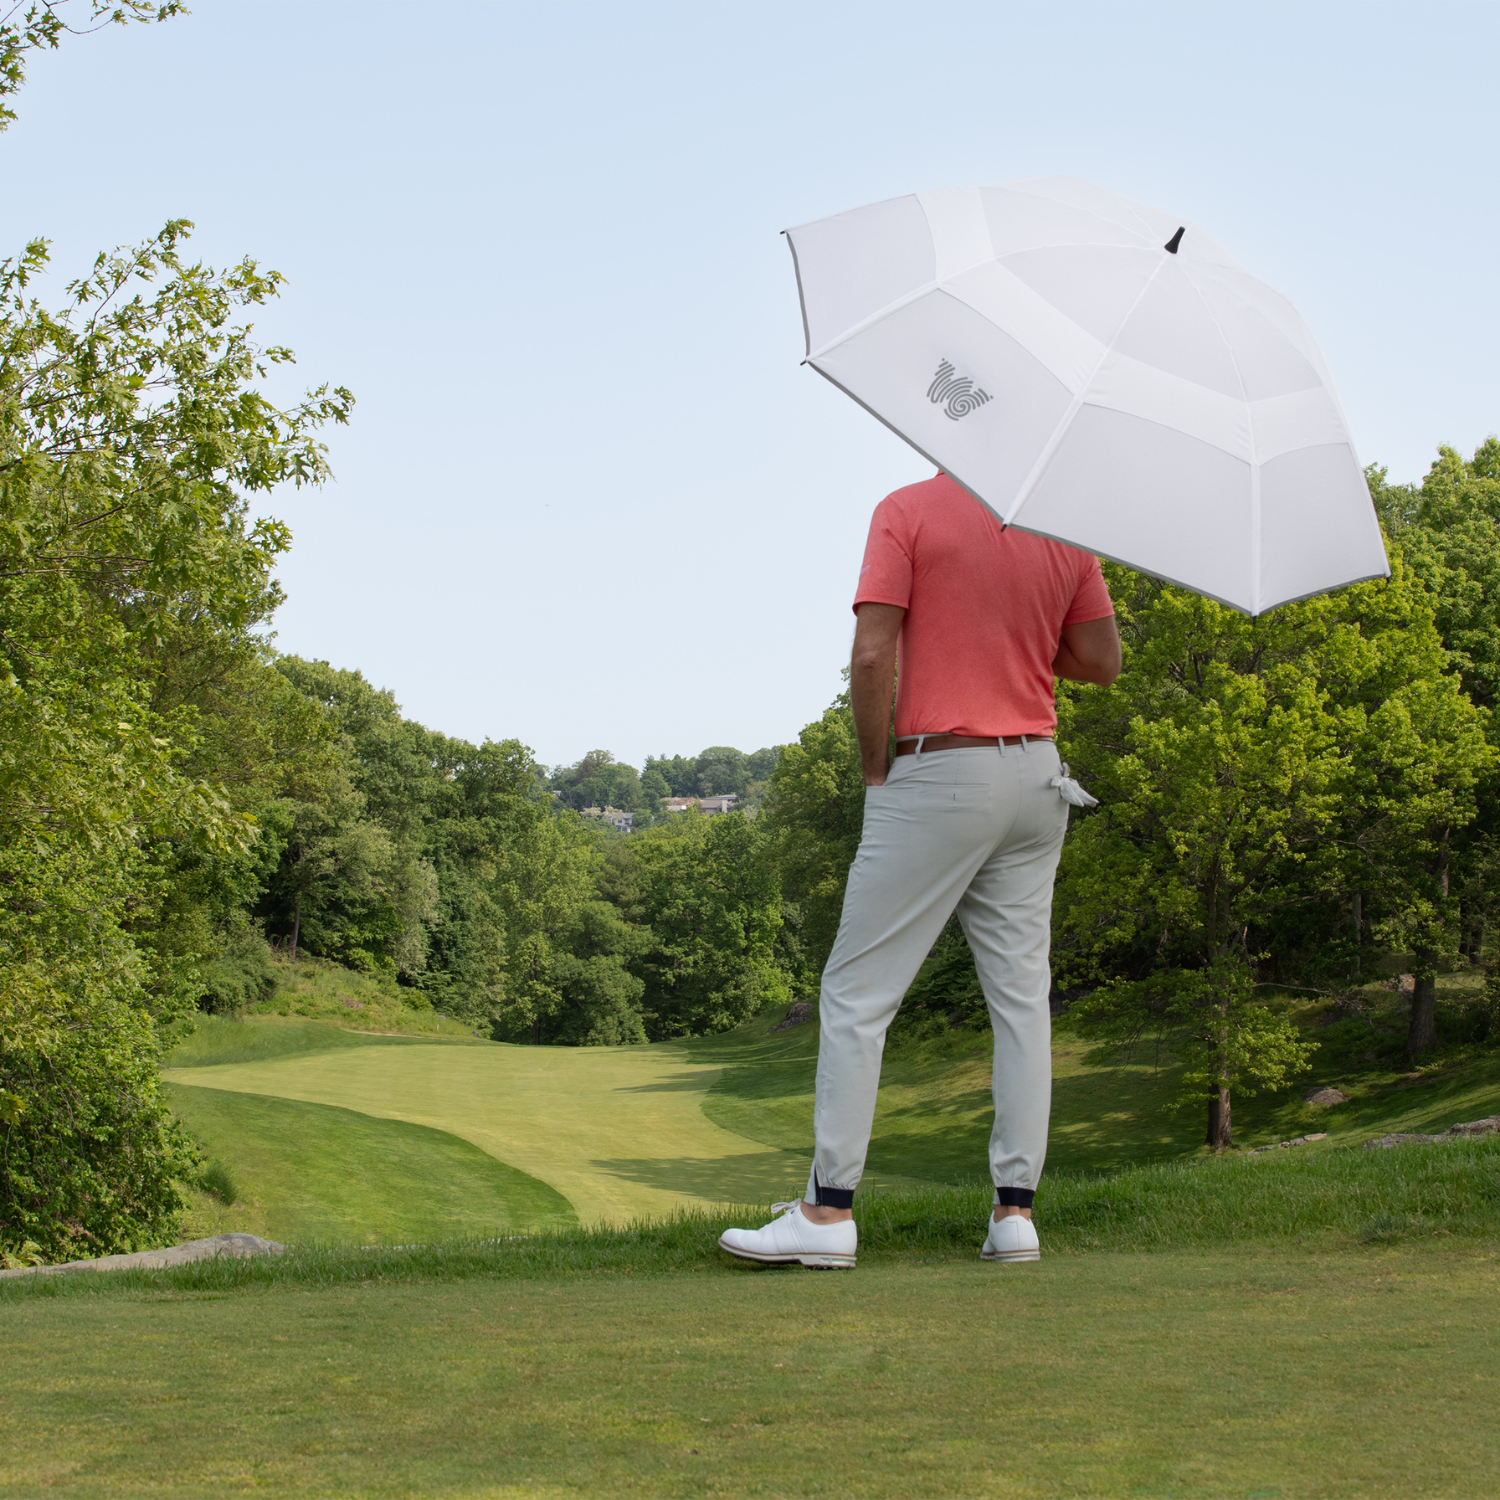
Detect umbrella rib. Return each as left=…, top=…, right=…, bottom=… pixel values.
left=1001, top=251, right=1175, bottom=531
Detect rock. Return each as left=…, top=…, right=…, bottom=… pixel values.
left=1364, top=1132, right=1444, bottom=1149
left=0, top=1232, right=285, bottom=1281
left=769, top=1002, right=813, bottom=1033
left=1303, top=1086, right=1350, bottom=1106
left=1397, top=973, right=1416, bottom=995
left=1364, top=1115, right=1500, bottom=1149
left=1252, top=1133, right=1328, bottom=1153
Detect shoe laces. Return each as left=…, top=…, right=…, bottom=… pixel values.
left=771, top=1200, right=802, bottom=1216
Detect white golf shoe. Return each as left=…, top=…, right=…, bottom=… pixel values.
left=718, top=1200, right=857, bottom=1269
left=981, top=1213, right=1041, bottom=1263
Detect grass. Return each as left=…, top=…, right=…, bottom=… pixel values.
left=164, top=1019, right=817, bottom=1226
left=166, top=1084, right=574, bottom=1244
left=3, top=1239, right=1498, bottom=1497
left=697, top=988, right=1500, bottom=1180
left=698, top=1017, right=1200, bottom=1179
left=168, top=1013, right=479, bottom=1070
left=9, top=1138, right=1498, bottom=1298
left=15, top=994, right=1500, bottom=1497
left=162, top=987, right=1500, bottom=1237
left=252, top=955, right=479, bottom=1039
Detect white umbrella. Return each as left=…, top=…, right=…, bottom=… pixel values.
left=785, top=177, right=1388, bottom=616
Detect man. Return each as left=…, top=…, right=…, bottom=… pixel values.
left=719, top=470, right=1121, bottom=1269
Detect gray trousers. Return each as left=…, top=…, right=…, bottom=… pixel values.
left=806, top=742, right=1069, bottom=1203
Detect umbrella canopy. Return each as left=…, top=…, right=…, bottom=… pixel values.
left=785, top=177, right=1388, bottom=616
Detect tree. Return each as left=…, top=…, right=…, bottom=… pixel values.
left=626, top=811, right=790, bottom=1037
left=1056, top=559, right=1489, bottom=1147
left=267, top=659, right=441, bottom=977
left=550, top=749, right=647, bottom=813
left=1363, top=443, right=1500, bottom=1055
left=0, top=221, right=349, bottom=1257
left=1, top=1, right=180, bottom=133
left=645, top=753, right=699, bottom=798
left=547, top=900, right=650, bottom=1045
left=761, top=690, right=866, bottom=981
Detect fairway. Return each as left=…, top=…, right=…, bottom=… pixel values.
left=167, top=1035, right=816, bottom=1225
left=4, top=1244, right=1497, bottom=1498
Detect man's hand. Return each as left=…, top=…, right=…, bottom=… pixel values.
left=1054, top=613, right=1122, bottom=686
left=851, top=602, right=905, bottom=785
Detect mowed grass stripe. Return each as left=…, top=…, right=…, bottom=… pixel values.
left=3, top=1247, right=1498, bottom=1498
left=166, top=1085, right=574, bottom=1242
left=164, top=1039, right=812, bottom=1225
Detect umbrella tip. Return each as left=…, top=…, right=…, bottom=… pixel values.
left=1164, top=226, right=1185, bottom=255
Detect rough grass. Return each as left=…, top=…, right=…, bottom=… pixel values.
left=167, top=1013, right=477, bottom=1069
left=3, top=1244, right=1498, bottom=1498
left=699, top=988, right=1500, bottom=1178
left=699, top=1017, right=1199, bottom=1178
left=166, top=1084, right=574, bottom=1245
left=9, top=1137, right=1497, bottom=1301
left=251, top=955, right=479, bottom=1038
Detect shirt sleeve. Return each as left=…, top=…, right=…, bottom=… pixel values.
left=1063, top=556, right=1114, bottom=624
left=852, top=498, right=914, bottom=614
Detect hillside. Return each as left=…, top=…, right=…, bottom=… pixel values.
left=165, top=972, right=1500, bottom=1244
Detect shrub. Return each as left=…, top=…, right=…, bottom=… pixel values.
left=200, top=929, right=277, bottom=1016
left=198, top=1160, right=238, bottom=1205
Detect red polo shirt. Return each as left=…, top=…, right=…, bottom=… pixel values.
left=853, top=472, right=1114, bottom=740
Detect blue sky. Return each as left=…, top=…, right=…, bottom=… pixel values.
left=5, top=1, right=1497, bottom=766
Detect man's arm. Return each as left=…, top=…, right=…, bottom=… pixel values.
left=1054, top=613, right=1122, bottom=686
left=851, top=602, right=905, bottom=786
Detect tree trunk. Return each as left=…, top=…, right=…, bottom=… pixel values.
left=1351, top=892, right=1363, bottom=979
left=290, top=893, right=301, bottom=964
left=1206, top=1087, right=1232, bottom=1151
left=1406, top=834, right=1450, bottom=1060
left=1406, top=965, right=1437, bottom=1060
left=531, top=1016, right=541, bottom=1045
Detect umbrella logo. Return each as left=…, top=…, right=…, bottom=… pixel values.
left=927, top=359, right=992, bottom=421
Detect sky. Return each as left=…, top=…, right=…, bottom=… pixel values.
left=4, top=0, right=1497, bottom=767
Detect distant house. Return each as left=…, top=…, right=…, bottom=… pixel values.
left=578, top=805, right=634, bottom=832
left=664, top=797, right=698, bottom=813
left=698, top=795, right=738, bottom=815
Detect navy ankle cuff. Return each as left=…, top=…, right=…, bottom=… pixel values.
left=815, top=1175, right=854, bottom=1210
left=995, top=1187, right=1035, bottom=1209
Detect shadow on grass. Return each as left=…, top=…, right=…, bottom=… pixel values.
left=589, top=1150, right=809, bottom=1205
left=612, top=1071, right=724, bottom=1094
